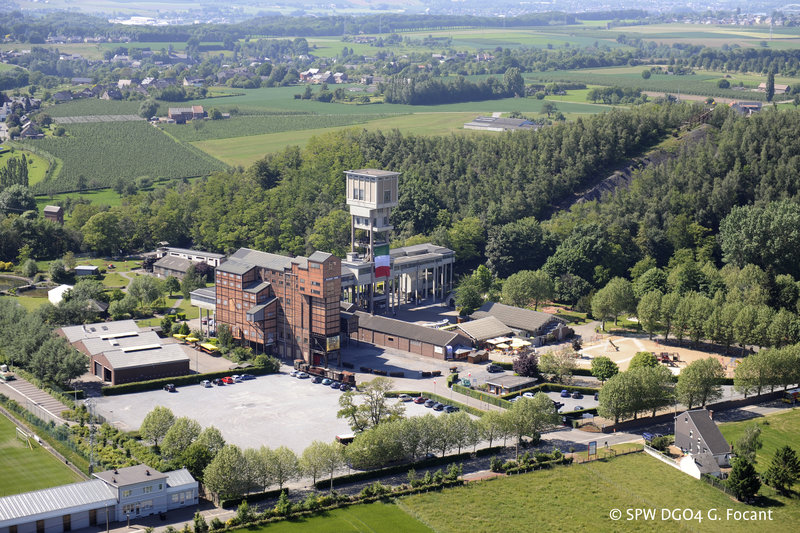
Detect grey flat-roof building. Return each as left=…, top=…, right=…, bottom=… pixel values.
left=60, top=321, right=189, bottom=385
left=486, top=375, right=538, bottom=395
left=457, top=316, right=513, bottom=344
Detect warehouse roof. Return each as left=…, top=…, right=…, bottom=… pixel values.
left=355, top=311, right=469, bottom=347
left=0, top=480, right=116, bottom=526
left=80, top=331, right=162, bottom=355
left=100, top=343, right=189, bottom=370
left=457, top=316, right=513, bottom=342
left=225, top=247, right=310, bottom=272
left=61, top=320, right=140, bottom=343
left=471, top=302, right=563, bottom=334
left=154, top=255, right=194, bottom=273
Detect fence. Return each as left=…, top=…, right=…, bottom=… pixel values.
left=643, top=444, right=679, bottom=467
left=701, top=473, right=735, bottom=497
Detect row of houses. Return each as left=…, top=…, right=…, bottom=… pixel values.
left=299, top=69, right=348, bottom=84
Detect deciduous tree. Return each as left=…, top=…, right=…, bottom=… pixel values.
left=676, top=357, right=724, bottom=408
left=140, top=406, right=175, bottom=448
left=591, top=356, right=619, bottom=383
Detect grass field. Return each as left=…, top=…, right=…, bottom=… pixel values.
left=0, top=148, right=50, bottom=186
left=34, top=188, right=125, bottom=214
left=242, top=502, right=431, bottom=533
left=0, top=414, right=83, bottom=497
left=1, top=295, right=48, bottom=311
left=401, top=452, right=800, bottom=532
left=193, top=112, right=480, bottom=166
left=719, top=407, right=800, bottom=472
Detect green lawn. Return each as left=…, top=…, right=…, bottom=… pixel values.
left=0, top=148, right=50, bottom=186
left=401, top=452, right=800, bottom=532
left=0, top=413, right=83, bottom=497
left=241, top=502, right=431, bottom=533
left=719, top=407, right=800, bottom=472
left=1, top=295, right=48, bottom=311
left=35, top=188, right=125, bottom=214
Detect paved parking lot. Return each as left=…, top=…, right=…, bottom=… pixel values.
left=94, top=368, right=354, bottom=453
left=544, top=391, right=599, bottom=413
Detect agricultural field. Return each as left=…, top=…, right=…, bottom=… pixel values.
left=34, top=188, right=125, bottom=213
left=239, top=502, right=431, bottom=533
left=523, top=66, right=799, bottom=101
left=44, top=100, right=144, bottom=118
left=194, top=112, right=478, bottom=167
left=608, top=23, right=800, bottom=49
left=161, top=113, right=393, bottom=143
left=22, top=121, right=228, bottom=194
left=0, top=147, right=50, bottom=186
left=401, top=452, right=800, bottom=532
left=719, top=407, right=800, bottom=473
left=0, top=414, right=83, bottom=497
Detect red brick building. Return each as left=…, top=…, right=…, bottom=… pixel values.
left=215, top=248, right=342, bottom=365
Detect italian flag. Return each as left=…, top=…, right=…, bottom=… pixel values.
left=374, top=243, right=391, bottom=278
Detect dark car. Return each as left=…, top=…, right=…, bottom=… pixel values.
left=212, top=378, right=223, bottom=386
left=163, top=383, right=176, bottom=392
left=487, top=364, right=504, bottom=373
left=443, top=405, right=459, bottom=413
left=312, top=376, right=323, bottom=384
left=340, top=384, right=351, bottom=392
left=552, top=401, right=564, bottom=410
left=330, top=382, right=341, bottom=389
left=572, top=391, right=583, bottom=399
left=594, top=392, right=599, bottom=401
left=424, top=399, right=435, bottom=408
left=560, top=389, right=570, bottom=398
left=433, top=402, right=444, bottom=411
left=574, top=405, right=584, bottom=411
left=240, top=373, right=255, bottom=381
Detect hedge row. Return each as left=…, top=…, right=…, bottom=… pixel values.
left=452, top=383, right=512, bottom=408
left=503, top=456, right=573, bottom=475
left=489, top=361, right=514, bottom=370
left=312, top=446, right=504, bottom=490
left=221, top=488, right=288, bottom=508
left=388, top=390, right=484, bottom=417
left=101, top=365, right=279, bottom=395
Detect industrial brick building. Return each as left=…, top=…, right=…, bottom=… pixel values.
left=213, top=248, right=342, bottom=365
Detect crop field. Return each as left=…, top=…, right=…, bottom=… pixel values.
left=719, top=407, right=800, bottom=473
left=239, top=502, right=431, bottom=533
left=23, top=121, right=228, bottom=194
left=523, top=67, right=792, bottom=101
left=0, top=148, right=50, bottom=186
left=0, top=414, right=83, bottom=497
left=401, top=452, right=799, bottom=532
left=161, top=113, right=393, bottom=142
left=45, top=99, right=143, bottom=118
left=607, top=23, right=800, bottom=49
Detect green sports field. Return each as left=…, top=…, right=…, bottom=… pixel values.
left=0, top=414, right=83, bottom=497
left=244, top=502, right=431, bottom=533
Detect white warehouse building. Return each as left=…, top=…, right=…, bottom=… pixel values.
left=0, top=465, right=197, bottom=533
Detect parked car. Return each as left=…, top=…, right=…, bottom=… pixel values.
left=297, top=372, right=309, bottom=379
left=433, top=402, right=444, bottom=411
left=552, top=401, right=564, bottom=410
left=574, top=405, right=584, bottom=411
left=201, top=380, right=211, bottom=388
left=212, top=378, right=223, bottom=386
left=290, top=370, right=298, bottom=377
left=487, top=364, right=504, bottom=373
left=240, top=374, right=255, bottom=381
left=322, top=378, right=332, bottom=385
left=444, top=405, right=459, bottom=413
left=232, top=375, right=242, bottom=383
left=572, top=391, right=583, bottom=399
left=340, top=384, right=351, bottom=392
left=560, top=389, right=570, bottom=398
left=594, top=392, right=599, bottom=401
left=413, top=396, right=427, bottom=404
left=221, top=376, right=235, bottom=384
left=424, top=399, right=435, bottom=408
left=522, top=392, right=535, bottom=398
left=312, top=376, right=323, bottom=384
left=330, top=382, right=341, bottom=389
left=509, top=396, right=520, bottom=403
left=398, top=394, right=412, bottom=402
left=164, top=383, right=176, bottom=392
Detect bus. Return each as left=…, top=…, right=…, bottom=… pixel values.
left=783, top=388, right=800, bottom=404
left=335, top=433, right=356, bottom=446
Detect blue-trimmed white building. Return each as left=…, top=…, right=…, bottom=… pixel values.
left=0, top=465, right=197, bottom=533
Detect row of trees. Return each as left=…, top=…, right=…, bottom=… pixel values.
left=382, top=67, right=525, bottom=105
